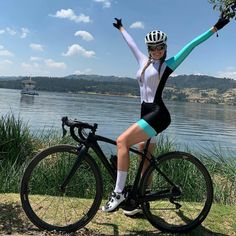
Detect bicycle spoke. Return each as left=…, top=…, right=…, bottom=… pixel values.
left=141, top=152, right=213, bottom=233
left=21, top=145, right=102, bottom=232
left=52, top=196, right=61, bottom=226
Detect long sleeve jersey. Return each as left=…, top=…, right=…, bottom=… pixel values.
left=121, top=28, right=214, bottom=103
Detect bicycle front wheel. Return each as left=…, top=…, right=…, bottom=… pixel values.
left=140, top=151, right=213, bottom=233
left=20, top=144, right=103, bottom=232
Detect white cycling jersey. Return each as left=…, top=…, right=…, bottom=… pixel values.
left=120, top=27, right=215, bottom=138
left=121, top=28, right=214, bottom=104
left=121, top=29, right=166, bottom=103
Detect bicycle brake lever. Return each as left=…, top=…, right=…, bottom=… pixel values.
left=62, top=125, right=67, bottom=137
left=61, top=117, right=68, bottom=137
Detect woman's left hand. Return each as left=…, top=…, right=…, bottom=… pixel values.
left=214, top=14, right=230, bottom=30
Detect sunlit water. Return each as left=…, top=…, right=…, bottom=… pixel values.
left=1, top=88, right=236, bottom=155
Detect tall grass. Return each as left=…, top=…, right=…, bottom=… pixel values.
left=0, top=113, right=235, bottom=205
left=0, top=113, right=34, bottom=165
left=0, top=113, right=75, bottom=193
left=198, top=146, right=236, bottom=205
left=0, top=113, right=34, bottom=192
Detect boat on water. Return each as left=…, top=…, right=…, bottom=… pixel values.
left=21, top=77, right=39, bottom=96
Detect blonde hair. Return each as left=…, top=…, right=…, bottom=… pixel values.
left=140, top=51, right=167, bottom=81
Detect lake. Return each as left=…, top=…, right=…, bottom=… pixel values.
left=0, top=88, right=236, bottom=155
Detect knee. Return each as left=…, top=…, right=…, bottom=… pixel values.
left=138, top=142, right=145, bottom=152
left=116, top=135, right=129, bottom=150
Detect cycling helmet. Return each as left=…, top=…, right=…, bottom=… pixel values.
left=145, top=30, right=167, bottom=45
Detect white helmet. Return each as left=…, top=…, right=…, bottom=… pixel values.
left=145, top=30, right=167, bottom=45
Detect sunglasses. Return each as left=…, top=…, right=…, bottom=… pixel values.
left=148, top=44, right=166, bottom=51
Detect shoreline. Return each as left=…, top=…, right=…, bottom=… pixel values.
left=0, top=87, right=236, bottom=106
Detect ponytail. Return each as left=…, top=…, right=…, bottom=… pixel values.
left=140, top=55, right=152, bottom=81
left=140, top=50, right=167, bottom=82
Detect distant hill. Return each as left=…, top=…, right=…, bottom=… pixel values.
left=0, top=74, right=236, bottom=105
left=167, top=74, right=236, bottom=92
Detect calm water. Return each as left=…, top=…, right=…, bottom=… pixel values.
left=1, top=88, right=236, bottom=154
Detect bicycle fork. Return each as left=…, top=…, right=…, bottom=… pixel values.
left=60, top=145, right=87, bottom=192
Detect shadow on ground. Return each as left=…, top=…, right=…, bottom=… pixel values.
left=95, top=212, right=228, bottom=236
left=0, top=202, right=229, bottom=236
left=0, top=202, right=95, bottom=236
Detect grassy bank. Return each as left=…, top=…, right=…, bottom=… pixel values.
left=0, top=113, right=236, bottom=235
left=0, top=113, right=236, bottom=203
left=0, top=193, right=235, bottom=235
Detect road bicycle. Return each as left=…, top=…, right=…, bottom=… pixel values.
left=20, top=116, right=213, bottom=233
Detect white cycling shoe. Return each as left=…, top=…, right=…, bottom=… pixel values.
left=102, top=191, right=126, bottom=212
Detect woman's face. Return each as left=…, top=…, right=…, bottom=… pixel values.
left=148, top=44, right=166, bottom=60
left=149, top=48, right=166, bottom=60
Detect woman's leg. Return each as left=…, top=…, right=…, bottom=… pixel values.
left=102, top=123, right=152, bottom=212
left=114, top=123, right=151, bottom=193
left=138, top=141, right=156, bottom=176
left=122, top=141, right=155, bottom=215
left=116, top=123, right=151, bottom=171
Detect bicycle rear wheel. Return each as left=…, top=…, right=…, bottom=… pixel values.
left=20, top=144, right=103, bottom=232
left=140, top=151, right=213, bottom=233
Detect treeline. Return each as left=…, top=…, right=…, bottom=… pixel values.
left=0, top=76, right=139, bottom=96
left=168, top=74, right=236, bottom=93
left=0, top=74, right=236, bottom=96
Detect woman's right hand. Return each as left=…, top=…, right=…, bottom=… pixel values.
left=113, top=18, right=123, bottom=30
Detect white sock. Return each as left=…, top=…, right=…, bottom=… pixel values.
left=114, top=170, right=128, bottom=193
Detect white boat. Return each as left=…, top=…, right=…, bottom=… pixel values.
left=21, top=77, right=39, bottom=96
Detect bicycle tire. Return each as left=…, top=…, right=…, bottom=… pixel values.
left=140, top=151, right=213, bottom=233
left=20, top=144, right=103, bottom=232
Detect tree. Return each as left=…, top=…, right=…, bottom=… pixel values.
left=209, top=0, right=236, bottom=20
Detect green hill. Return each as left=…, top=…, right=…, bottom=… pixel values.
left=0, top=74, right=236, bottom=105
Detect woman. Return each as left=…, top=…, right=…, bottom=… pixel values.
left=102, top=16, right=229, bottom=212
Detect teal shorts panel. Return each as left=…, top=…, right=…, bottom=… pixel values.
left=137, top=119, right=157, bottom=137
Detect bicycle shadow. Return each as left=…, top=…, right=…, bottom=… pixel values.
left=95, top=212, right=228, bottom=236
left=0, top=202, right=40, bottom=235
left=0, top=201, right=98, bottom=236
left=97, top=221, right=228, bottom=236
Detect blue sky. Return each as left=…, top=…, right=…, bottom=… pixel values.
left=0, top=0, right=235, bottom=79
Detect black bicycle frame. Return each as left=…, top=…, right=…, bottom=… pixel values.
left=61, top=129, right=178, bottom=201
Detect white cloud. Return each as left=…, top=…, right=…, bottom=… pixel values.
left=0, top=27, right=29, bottom=38
left=21, top=28, right=30, bottom=38
left=217, top=69, right=236, bottom=80
left=0, top=45, right=14, bottom=57
left=0, top=59, right=13, bottom=65
left=30, top=43, right=44, bottom=52
left=93, top=0, right=111, bottom=8
left=62, top=44, right=95, bottom=58
left=30, top=56, right=42, bottom=61
left=21, top=62, right=50, bottom=75
left=74, top=70, right=82, bottom=75
left=74, top=31, right=94, bottom=41
left=6, top=27, right=17, bottom=36
left=21, top=62, right=34, bottom=70
left=51, top=9, right=91, bottom=23
left=130, top=21, right=144, bottom=29
left=74, top=68, right=92, bottom=75
left=170, top=73, right=179, bottom=77
left=44, top=59, right=67, bottom=69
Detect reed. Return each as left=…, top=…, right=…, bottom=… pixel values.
left=0, top=113, right=235, bottom=205
left=198, top=145, right=236, bottom=205
left=0, top=113, right=34, bottom=192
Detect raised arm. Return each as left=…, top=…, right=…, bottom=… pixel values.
left=113, top=18, right=146, bottom=65
left=166, top=16, right=230, bottom=72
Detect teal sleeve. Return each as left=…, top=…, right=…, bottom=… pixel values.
left=166, top=29, right=214, bottom=71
